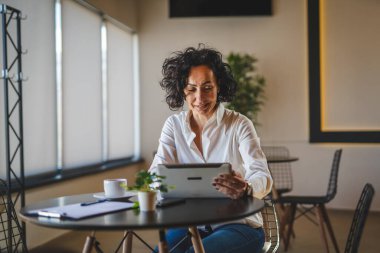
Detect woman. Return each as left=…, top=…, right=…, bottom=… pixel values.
left=150, top=44, right=272, bottom=253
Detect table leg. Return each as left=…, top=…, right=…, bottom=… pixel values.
left=82, top=231, right=96, bottom=253
left=158, top=229, right=169, bottom=253
left=122, top=230, right=133, bottom=253
left=188, top=226, right=205, bottom=253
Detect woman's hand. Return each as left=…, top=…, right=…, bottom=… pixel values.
left=212, top=171, right=247, bottom=199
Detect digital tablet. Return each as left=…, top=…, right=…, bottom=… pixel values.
left=156, top=163, right=231, bottom=198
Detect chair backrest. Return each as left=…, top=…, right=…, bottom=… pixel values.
left=344, top=183, right=375, bottom=253
left=261, top=198, right=280, bottom=253
left=326, top=149, right=343, bottom=201
left=0, top=179, right=28, bottom=253
left=262, top=146, right=293, bottom=194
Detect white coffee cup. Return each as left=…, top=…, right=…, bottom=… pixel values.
left=104, top=178, right=127, bottom=198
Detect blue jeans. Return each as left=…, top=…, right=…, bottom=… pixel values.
left=157, top=224, right=264, bottom=253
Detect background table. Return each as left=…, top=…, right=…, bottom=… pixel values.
left=20, top=194, right=264, bottom=253
left=267, top=156, right=299, bottom=164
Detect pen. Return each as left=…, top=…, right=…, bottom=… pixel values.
left=80, top=199, right=107, bottom=206
left=38, top=210, right=65, bottom=219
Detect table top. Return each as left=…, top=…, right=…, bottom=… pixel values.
left=20, top=194, right=264, bottom=231
left=266, top=156, right=299, bottom=164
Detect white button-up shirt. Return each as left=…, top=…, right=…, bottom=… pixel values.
left=150, top=104, right=272, bottom=227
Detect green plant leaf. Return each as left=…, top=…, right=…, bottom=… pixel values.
left=121, top=170, right=173, bottom=193
left=225, top=52, right=266, bottom=126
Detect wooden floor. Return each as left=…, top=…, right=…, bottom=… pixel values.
left=30, top=209, right=380, bottom=253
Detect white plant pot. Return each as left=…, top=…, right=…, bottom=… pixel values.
left=138, top=191, right=157, bottom=212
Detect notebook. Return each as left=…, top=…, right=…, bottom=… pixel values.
left=26, top=201, right=135, bottom=220
left=156, top=163, right=231, bottom=198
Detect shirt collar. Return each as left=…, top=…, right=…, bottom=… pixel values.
left=183, top=104, right=225, bottom=147
left=215, top=103, right=225, bottom=126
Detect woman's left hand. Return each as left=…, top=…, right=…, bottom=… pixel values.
left=212, top=171, right=247, bottom=199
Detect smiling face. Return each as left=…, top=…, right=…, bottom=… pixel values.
left=184, top=65, right=219, bottom=119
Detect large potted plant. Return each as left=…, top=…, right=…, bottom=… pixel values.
left=124, top=170, right=170, bottom=212
left=225, top=53, right=266, bottom=126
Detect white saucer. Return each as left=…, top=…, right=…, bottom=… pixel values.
left=93, top=191, right=137, bottom=200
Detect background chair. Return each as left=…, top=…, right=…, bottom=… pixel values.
left=279, top=149, right=342, bottom=253
left=344, top=183, right=374, bottom=253
left=0, top=179, right=28, bottom=253
left=262, top=146, right=293, bottom=196
left=261, top=197, right=280, bottom=253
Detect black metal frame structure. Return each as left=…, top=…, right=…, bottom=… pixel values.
left=1, top=4, right=27, bottom=252
left=308, top=0, right=380, bottom=143
left=0, top=179, right=28, bottom=252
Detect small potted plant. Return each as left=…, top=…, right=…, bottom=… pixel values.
left=123, top=170, right=170, bottom=212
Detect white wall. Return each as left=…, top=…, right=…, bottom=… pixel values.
left=137, top=0, right=380, bottom=210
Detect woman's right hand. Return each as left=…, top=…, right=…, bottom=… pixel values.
left=212, top=171, right=247, bottom=199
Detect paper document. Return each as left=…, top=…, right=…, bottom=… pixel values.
left=27, top=201, right=135, bottom=220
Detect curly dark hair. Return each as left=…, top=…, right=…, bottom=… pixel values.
left=160, top=44, right=237, bottom=110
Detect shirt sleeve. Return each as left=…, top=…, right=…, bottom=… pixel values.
left=149, top=117, right=178, bottom=173
left=237, top=117, right=273, bottom=199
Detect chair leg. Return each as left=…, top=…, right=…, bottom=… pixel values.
left=284, top=203, right=297, bottom=251
left=279, top=204, right=289, bottom=243
left=320, top=205, right=340, bottom=253
left=316, top=205, right=330, bottom=253
left=279, top=204, right=295, bottom=237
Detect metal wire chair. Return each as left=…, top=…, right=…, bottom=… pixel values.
left=262, top=146, right=293, bottom=196
left=261, top=197, right=280, bottom=253
left=279, top=149, right=342, bottom=252
left=344, top=183, right=374, bottom=253
left=0, top=179, right=28, bottom=252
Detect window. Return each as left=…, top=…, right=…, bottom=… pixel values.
left=57, top=0, right=139, bottom=169
left=0, top=0, right=139, bottom=179
left=106, top=22, right=136, bottom=160
left=61, top=0, right=103, bottom=167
